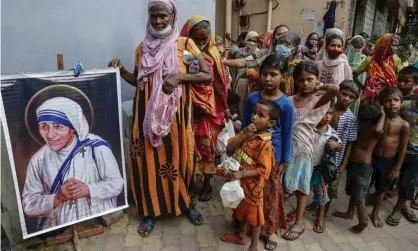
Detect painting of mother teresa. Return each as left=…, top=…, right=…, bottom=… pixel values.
left=0, top=69, right=127, bottom=238
left=22, top=97, right=124, bottom=231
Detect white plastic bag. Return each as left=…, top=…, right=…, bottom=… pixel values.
left=220, top=180, right=245, bottom=209
left=216, top=120, right=236, bottom=163
left=218, top=157, right=240, bottom=174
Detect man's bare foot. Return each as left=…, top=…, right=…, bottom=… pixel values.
left=349, top=223, right=368, bottom=234
left=332, top=211, right=354, bottom=220
left=248, top=247, right=258, bottom=251
left=370, top=213, right=384, bottom=228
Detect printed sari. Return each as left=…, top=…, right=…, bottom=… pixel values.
left=180, top=16, right=227, bottom=175
left=360, top=34, right=401, bottom=104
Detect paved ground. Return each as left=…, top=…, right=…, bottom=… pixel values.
left=14, top=175, right=418, bottom=251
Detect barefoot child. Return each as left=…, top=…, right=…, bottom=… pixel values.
left=371, top=87, right=409, bottom=228
left=311, top=105, right=342, bottom=234
left=282, top=61, right=339, bottom=241
left=241, top=55, right=294, bottom=250
left=386, top=87, right=417, bottom=226
left=220, top=100, right=278, bottom=251
left=333, top=103, right=385, bottom=233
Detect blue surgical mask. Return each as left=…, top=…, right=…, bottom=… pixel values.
left=275, top=44, right=292, bottom=57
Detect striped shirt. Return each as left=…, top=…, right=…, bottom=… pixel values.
left=333, top=109, right=358, bottom=166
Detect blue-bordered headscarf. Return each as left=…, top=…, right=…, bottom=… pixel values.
left=37, top=97, right=89, bottom=141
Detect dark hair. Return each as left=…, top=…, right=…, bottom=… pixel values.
left=339, top=80, right=361, bottom=99
left=379, top=87, right=403, bottom=102
left=293, top=61, right=319, bottom=80
left=399, top=66, right=418, bottom=82
left=237, top=32, right=248, bottom=48
left=191, top=20, right=211, bottom=33
left=358, top=103, right=381, bottom=124
left=305, top=32, right=319, bottom=48
left=257, top=99, right=281, bottom=120
left=227, top=89, right=240, bottom=106
left=359, top=32, right=368, bottom=38
left=273, top=25, right=290, bottom=36
left=259, top=55, right=288, bottom=75
left=280, top=33, right=301, bottom=48
left=326, top=33, right=344, bottom=47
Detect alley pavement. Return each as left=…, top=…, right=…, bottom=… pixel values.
left=15, top=175, right=418, bottom=251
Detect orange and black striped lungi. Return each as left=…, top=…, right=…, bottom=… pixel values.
left=129, top=79, right=195, bottom=218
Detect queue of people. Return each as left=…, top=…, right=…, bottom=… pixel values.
left=108, top=0, right=418, bottom=250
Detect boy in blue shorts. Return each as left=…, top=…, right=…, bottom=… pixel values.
left=333, top=103, right=385, bottom=233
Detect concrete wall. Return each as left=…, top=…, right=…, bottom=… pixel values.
left=364, top=0, right=377, bottom=35
left=1, top=0, right=216, bottom=102
left=215, top=0, right=355, bottom=41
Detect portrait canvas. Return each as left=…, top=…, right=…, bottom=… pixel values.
left=0, top=69, right=128, bottom=238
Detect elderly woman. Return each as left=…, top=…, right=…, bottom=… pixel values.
left=108, top=0, right=212, bottom=237
left=354, top=34, right=402, bottom=104
left=315, top=28, right=353, bottom=86
left=346, top=35, right=367, bottom=114
left=180, top=16, right=230, bottom=202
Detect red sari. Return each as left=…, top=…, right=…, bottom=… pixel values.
left=180, top=16, right=228, bottom=175
left=362, top=34, right=398, bottom=104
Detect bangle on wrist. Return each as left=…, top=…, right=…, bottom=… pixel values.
left=224, top=109, right=230, bottom=113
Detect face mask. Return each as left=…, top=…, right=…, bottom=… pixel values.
left=245, top=41, right=257, bottom=51
left=355, top=48, right=363, bottom=53
left=275, top=44, right=292, bottom=58
left=197, top=43, right=208, bottom=51
left=327, top=48, right=343, bottom=59
left=149, top=24, right=173, bottom=38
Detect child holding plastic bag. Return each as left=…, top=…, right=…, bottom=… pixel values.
left=216, top=90, right=242, bottom=164
left=220, top=100, right=277, bottom=251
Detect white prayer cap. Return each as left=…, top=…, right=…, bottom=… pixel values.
left=37, top=97, right=90, bottom=141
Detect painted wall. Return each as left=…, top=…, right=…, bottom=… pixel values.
left=1, top=0, right=216, bottom=102
left=215, top=0, right=355, bottom=42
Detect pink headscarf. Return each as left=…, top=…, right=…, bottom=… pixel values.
left=138, top=0, right=180, bottom=147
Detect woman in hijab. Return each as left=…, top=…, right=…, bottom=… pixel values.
left=346, top=35, right=367, bottom=114
left=301, top=32, right=319, bottom=61
left=180, top=16, right=230, bottom=202
left=316, top=28, right=353, bottom=86
left=354, top=34, right=402, bottom=104
left=240, top=31, right=260, bottom=57
left=108, top=0, right=212, bottom=237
